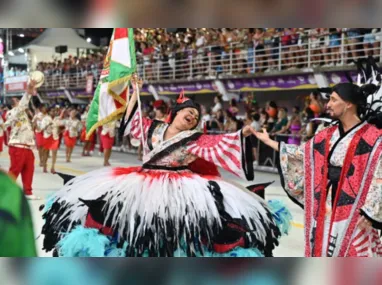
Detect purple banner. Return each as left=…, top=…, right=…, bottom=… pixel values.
left=325, top=71, right=358, bottom=85
left=223, top=74, right=317, bottom=91
left=129, top=85, right=150, bottom=95
left=154, top=81, right=217, bottom=95
left=46, top=91, right=66, bottom=98
left=70, top=90, right=93, bottom=99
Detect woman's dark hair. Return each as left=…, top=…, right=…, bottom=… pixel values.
left=155, top=104, right=168, bottom=116
left=215, top=95, right=222, bottom=103
left=311, top=90, right=320, bottom=100
left=225, top=109, right=236, bottom=121
left=230, top=98, right=237, bottom=107
left=260, top=110, right=269, bottom=121
left=305, top=107, right=315, bottom=120
left=252, top=113, right=260, bottom=121
left=268, top=101, right=277, bottom=108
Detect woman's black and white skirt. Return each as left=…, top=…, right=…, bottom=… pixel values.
left=41, top=167, right=292, bottom=257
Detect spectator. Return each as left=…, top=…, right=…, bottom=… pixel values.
left=195, top=31, right=206, bottom=76
left=329, top=28, right=342, bottom=66
left=212, top=95, right=223, bottom=114
left=263, top=28, right=276, bottom=72
left=200, top=106, right=211, bottom=130
left=259, top=110, right=270, bottom=129
left=309, top=91, right=325, bottom=116
left=250, top=112, right=261, bottom=162
left=252, top=28, right=265, bottom=72
left=286, top=106, right=302, bottom=145
left=288, top=28, right=300, bottom=69
left=251, top=112, right=262, bottom=131
left=224, top=110, right=239, bottom=132
left=309, top=28, right=322, bottom=67
left=345, top=28, right=361, bottom=64
left=280, top=28, right=293, bottom=69
left=300, top=107, right=317, bottom=141
left=228, top=98, right=239, bottom=117
left=153, top=100, right=168, bottom=122
left=206, top=109, right=224, bottom=133
left=363, top=28, right=380, bottom=58
left=321, top=28, right=332, bottom=67
left=266, top=101, right=278, bottom=119
left=271, top=108, right=289, bottom=142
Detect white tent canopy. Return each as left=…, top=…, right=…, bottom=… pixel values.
left=8, top=28, right=98, bottom=69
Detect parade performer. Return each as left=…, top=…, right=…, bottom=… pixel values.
left=80, top=105, right=96, bottom=156
left=40, top=77, right=291, bottom=257
left=4, top=80, right=39, bottom=200
left=63, top=110, right=81, bottom=163
left=32, top=106, right=46, bottom=166
left=100, top=120, right=116, bottom=166
left=254, top=59, right=382, bottom=257
left=41, top=108, right=64, bottom=174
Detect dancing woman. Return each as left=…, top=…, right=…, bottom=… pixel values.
left=41, top=76, right=291, bottom=257
left=100, top=121, right=116, bottom=166
left=63, top=110, right=81, bottom=163
left=41, top=108, right=65, bottom=174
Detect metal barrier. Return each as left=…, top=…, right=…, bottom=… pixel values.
left=6, top=30, right=382, bottom=90
left=253, top=133, right=307, bottom=173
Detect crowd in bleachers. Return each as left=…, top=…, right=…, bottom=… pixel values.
left=6, top=28, right=382, bottom=81
left=133, top=28, right=381, bottom=79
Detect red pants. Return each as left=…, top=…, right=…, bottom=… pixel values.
left=8, top=146, right=35, bottom=195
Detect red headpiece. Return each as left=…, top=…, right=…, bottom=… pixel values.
left=165, top=89, right=201, bottom=127
left=176, top=89, right=190, bottom=104
left=153, top=100, right=165, bottom=108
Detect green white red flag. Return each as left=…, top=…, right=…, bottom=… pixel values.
left=86, top=28, right=136, bottom=138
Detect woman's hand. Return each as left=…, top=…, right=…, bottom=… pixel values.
left=242, top=125, right=254, bottom=137
left=253, top=128, right=280, bottom=151
left=252, top=128, right=270, bottom=143
left=131, top=74, right=143, bottom=91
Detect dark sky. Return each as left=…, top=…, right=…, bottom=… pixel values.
left=84, top=29, right=113, bottom=46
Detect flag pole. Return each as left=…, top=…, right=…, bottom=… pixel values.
left=134, top=74, right=147, bottom=156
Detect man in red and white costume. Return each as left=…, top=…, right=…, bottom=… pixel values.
left=4, top=80, right=40, bottom=200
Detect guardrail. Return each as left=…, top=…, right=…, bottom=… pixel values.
left=5, top=30, right=382, bottom=91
